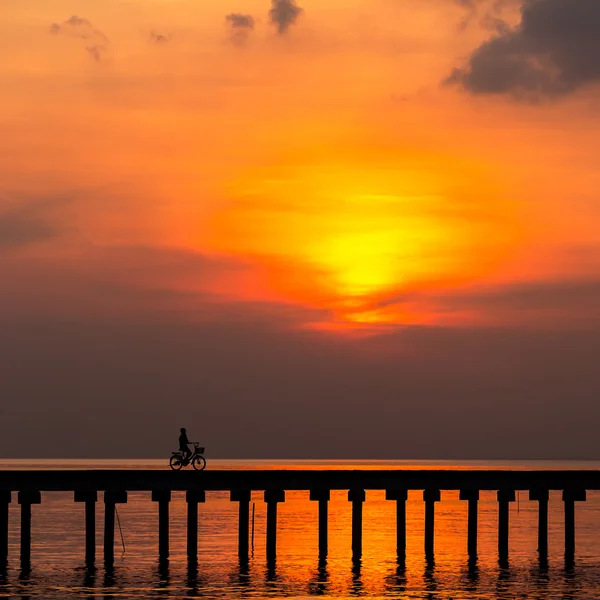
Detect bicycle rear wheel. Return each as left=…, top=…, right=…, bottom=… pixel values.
left=192, top=455, right=206, bottom=471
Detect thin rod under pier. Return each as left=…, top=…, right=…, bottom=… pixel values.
left=497, top=490, right=515, bottom=564
left=310, top=490, right=330, bottom=557
left=0, top=491, right=10, bottom=565
left=152, top=490, right=171, bottom=562
left=460, top=490, right=479, bottom=560
left=74, top=491, right=97, bottom=566
left=103, top=491, right=127, bottom=566
left=386, top=490, right=408, bottom=560
left=423, top=489, right=440, bottom=562
left=231, top=490, right=251, bottom=560
left=186, top=490, right=205, bottom=563
left=529, top=489, right=549, bottom=561
left=264, top=490, right=284, bottom=562
left=563, top=489, right=586, bottom=563
left=348, top=489, right=365, bottom=559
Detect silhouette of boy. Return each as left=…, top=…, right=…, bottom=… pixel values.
left=179, top=427, right=192, bottom=464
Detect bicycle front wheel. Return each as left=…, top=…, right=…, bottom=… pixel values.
left=192, top=455, right=206, bottom=471
left=170, top=455, right=184, bottom=471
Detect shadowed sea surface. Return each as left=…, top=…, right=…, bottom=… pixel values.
left=1, top=459, right=600, bottom=598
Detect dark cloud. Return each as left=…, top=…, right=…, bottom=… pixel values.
left=226, top=13, right=255, bottom=29
left=371, top=277, right=600, bottom=323
left=446, top=0, right=600, bottom=99
left=455, top=0, right=514, bottom=32
left=0, top=200, right=64, bottom=249
left=49, top=15, right=107, bottom=41
left=269, top=0, right=303, bottom=35
left=443, top=278, right=600, bottom=316
left=225, top=13, right=255, bottom=45
left=86, top=45, right=106, bottom=62
left=149, top=31, right=172, bottom=44
left=49, top=15, right=109, bottom=60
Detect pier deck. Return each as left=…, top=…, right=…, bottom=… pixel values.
left=2, top=468, right=600, bottom=491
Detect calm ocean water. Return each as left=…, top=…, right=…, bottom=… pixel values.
left=1, top=459, right=600, bottom=599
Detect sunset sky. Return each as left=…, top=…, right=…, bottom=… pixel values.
left=1, top=0, right=599, bottom=458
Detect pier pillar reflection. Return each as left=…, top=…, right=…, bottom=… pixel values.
left=74, top=491, right=97, bottom=566
left=385, top=490, right=407, bottom=560
left=230, top=490, right=251, bottom=560
left=497, top=490, right=515, bottom=564
left=529, top=489, right=549, bottom=561
left=0, top=492, right=10, bottom=566
left=423, top=489, right=440, bottom=562
left=348, top=489, right=365, bottom=559
left=310, top=489, right=330, bottom=557
left=459, top=490, right=479, bottom=560
left=152, top=490, right=171, bottom=562
left=186, top=490, right=205, bottom=563
left=18, top=491, right=41, bottom=568
left=264, top=489, right=285, bottom=562
left=563, top=489, right=586, bottom=563
left=103, top=491, right=127, bottom=566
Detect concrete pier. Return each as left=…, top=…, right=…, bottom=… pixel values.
left=563, top=489, right=586, bottom=562
left=529, top=489, right=549, bottom=560
left=497, top=490, right=515, bottom=563
left=103, top=491, right=127, bottom=565
left=18, top=491, right=40, bottom=568
left=264, top=489, right=284, bottom=561
left=424, top=489, right=440, bottom=562
left=0, top=469, right=598, bottom=567
left=152, top=490, right=171, bottom=561
left=186, top=490, right=205, bottom=562
left=348, top=489, right=365, bottom=558
left=310, top=489, right=330, bottom=557
left=460, top=490, right=479, bottom=560
left=230, top=490, right=250, bottom=559
left=386, top=489, right=407, bottom=560
left=0, top=491, right=10, bottom=565
left=74, top=491, right=97, bottom=565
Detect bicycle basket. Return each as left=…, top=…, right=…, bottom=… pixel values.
left=197, top=447, right=205, bottom=454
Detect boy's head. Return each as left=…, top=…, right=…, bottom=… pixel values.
left=180, top=427, right=186, bottom=434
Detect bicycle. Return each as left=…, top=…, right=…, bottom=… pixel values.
left=169, top=442, right=206, bottom=471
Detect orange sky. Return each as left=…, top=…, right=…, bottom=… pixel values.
left=2, top=0, right=600, bottom=331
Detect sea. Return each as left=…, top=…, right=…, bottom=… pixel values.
left=1, top=459, right=600, bottom=599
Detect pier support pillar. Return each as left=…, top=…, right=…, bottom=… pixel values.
left=0, top=492, right=10, bottom=566
left=264, top=490, right=284, bottom=562
left=152, top=491, right=171, bottom=562
left=497, top=490, right=515, bottom=563
left=231, top=490, right=251, bottom=560
left=18, top=491, right=41, bottom=568
left=529, top=489, right=549, bottom=561
left=348, top=489, right=365, bottom=559
left=460, top=490, right=479, bottom=560
left=423, top=490, right=440, bottom=562
left=310, top=490, right=330, bottom=557
left=186, top=491, right=205, bottom=563
left=386, top=490, right=408, bottom=560
left=74, top=491, right=97, bottom=566
left=103, top=491, right=127, bottom=566
left=563, top=489, right=586, bottom=563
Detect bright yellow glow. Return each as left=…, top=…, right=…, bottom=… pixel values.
left=207, top=150, right=521, bottom=326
